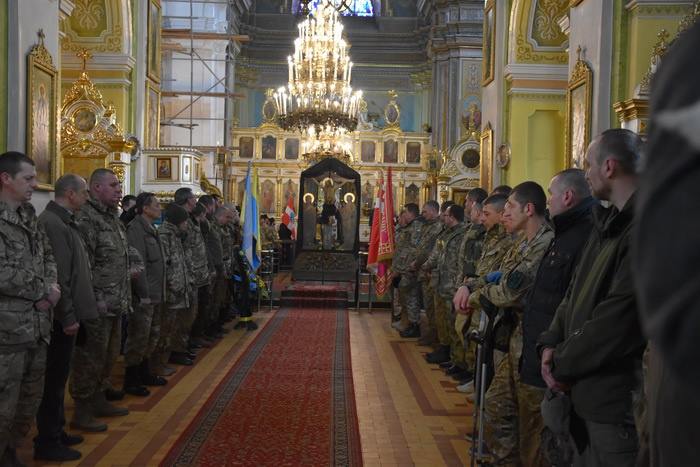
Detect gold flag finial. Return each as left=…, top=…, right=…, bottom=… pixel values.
left=576, top=45, right=582, bottom=61
left=77, top=48, right=92, bottom=72
left=37, top=29, right=45, bottom=45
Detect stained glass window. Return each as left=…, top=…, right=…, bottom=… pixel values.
left=309, top=0, right=375, bottom=17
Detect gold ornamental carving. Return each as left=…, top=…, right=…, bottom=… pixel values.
left=61, top=0, right=124, bottom=54
left=532, top=0, right=569, bottom=46
left=200, top=173, right=223, bottom=198
left=110, top=164, right=126, bottom=182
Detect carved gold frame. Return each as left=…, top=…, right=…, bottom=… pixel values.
left=482, top=0, right=496, bottom=86
left=480, top=123, right=493, bottom=192
left=26, top=35, right=58, bottom=191
left=565, top=49, right=593, bottom=169
left=145, top=80, right=161, bottom=148
left=569, top=0, right=585, bottom=7
left=147, top=0, right=162, bottom=83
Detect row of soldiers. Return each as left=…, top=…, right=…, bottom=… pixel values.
left=0, top=151, right=252, bottom=464
left=390, top=128, right=646, bottom=466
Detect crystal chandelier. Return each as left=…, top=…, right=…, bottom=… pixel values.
left=274, top=0, right=363, bottom=153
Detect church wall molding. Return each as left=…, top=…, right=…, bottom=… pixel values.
left=61, top=52, right=136, bottom=72
left=504, top=63, right=569, bottom=81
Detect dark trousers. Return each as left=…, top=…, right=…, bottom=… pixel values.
left=35, top=320, right=74, bottom=447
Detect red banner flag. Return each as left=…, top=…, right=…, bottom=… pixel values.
left=367, top=168, right=395, bottom=296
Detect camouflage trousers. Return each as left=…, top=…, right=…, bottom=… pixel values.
left=124, top=303, right=162, bottom=366
left=70, top=316, right=121, bottom=401
left=155, top=306, right=179, bottom=360
left=172, top=294, right=198, bottom=353
left=213, top=278, right=229, bottom=323
left=434, top=297, right=454, bottom=347
left=398, top=276, right=421, bottom=324
left=483, top=322, right=547, bottom=467
left=0, top=344, right=47, bottom=455
left=454, top=312, right=476, bottom=371
left=421, top=282, right=436, bottom=329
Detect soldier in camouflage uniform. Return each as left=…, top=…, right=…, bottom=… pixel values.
left=154, top=204, right=192, bottom=375
left=409, top=201, right=442, bottom=346
left=172, top=188, right=209, bottom=365
left=70, top=168, right=130, bottom=431
left=423, top=204, right=466, bottom=365
left=191, top=195, right=220, bottom=346
left=451, top=202, right=486, bottom=376
left=459, top=183, right=554, bottom=467
left=123, top=193, right=166, bottom=396
left=392, top=204, right=423, bottom=338
left=0, top=153, right=59, bottom=464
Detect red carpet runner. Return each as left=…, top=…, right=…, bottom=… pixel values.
left=162, top=286, right=362, bottom=466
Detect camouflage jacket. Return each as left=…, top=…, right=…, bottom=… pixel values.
left=159, top=221, right=191, bottom=309
left=466, top=224, right=513, bottom=291
left=456, top=223, right=486, bottom=285
left=261, top=224, right=279, bottom=248
left=392, top=218, right=421, bottom=274
left=183, top=217, right=210, bottom=288
left=0, top=202, right=57, bottom=348
left=469, top=222, right=553, bottom=310
left=218, top=222, right=234, bottom=277
left=434, top=223, right=467, bottom=299
left=205, top=216, right=224, bottom=277
left=76, top=197, right=130, bottom=316
left=414, top=218, right=443, bottom=270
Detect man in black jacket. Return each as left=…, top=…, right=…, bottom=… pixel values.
left=36, top=174, right=99, bottom=461
left=538, top=129, right=646, bottom=466
left=519, top=169, right=595, bottom=465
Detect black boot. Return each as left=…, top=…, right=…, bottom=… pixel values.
left=104, top=388, right=125, bottom=401
left=123, top=365, right=150, bottom=397
left=140, top=359, right=167, bottom=386
left=425, top=345, right=450, bottom=364
left=34, top=443, right=82, bottom=462
left=399, top=322, right=421, bottom=338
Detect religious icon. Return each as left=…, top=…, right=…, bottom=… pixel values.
left=406, top=142, right=421, bottom=164
left=73, top=108, right=97, bottom=133
left=239, top=137, right=254, bottom=159
left=285, top=138, right=299, bottom=159
left=260, top=179, right=276, bottom=213
left=361, top=141, right=375, bottom=162
left=383, top=140, right=398, bottom=163
left=262, top=136, right=277, bottom=159
left=570, top=85, right=587, bottom=169
left=482, top=1, right=495, bottom=85
left=156, top=158, right=171, bottom=179
left=146, top=82, right=160, bottom=147
left=182, top=157, right=192, bottom=182
left=147, top=0, right=161, bottom=82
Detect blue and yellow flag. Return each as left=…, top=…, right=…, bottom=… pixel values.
left=241, top=162, right=261, bottom=271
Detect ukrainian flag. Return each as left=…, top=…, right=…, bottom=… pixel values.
left=241, top=162, right=261, bottom=271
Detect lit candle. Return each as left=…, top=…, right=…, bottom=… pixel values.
left=348, top=62, right=353, bottom=83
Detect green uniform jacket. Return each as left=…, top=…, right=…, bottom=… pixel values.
left=466, top=224, right=513, bottom=291
left=127, top=215, right=166, bottom=304
left=538, top=196, right=645, bottom=424
left=456, top=223, right=486, bottom=285
left=159, top=221, right=191, bottom=309
left=414, top=218, right=443, bottom=270
left=183, top=217, right=210, bottom=288
left=469, top=223, right=553, bottom=310
left=392, top=218, right=420, bottom=275
left=0, top=202, right=57, bottom=348
left=435, top=223, right=467, bottom=300
left=76, top=197, right=130, bottom=317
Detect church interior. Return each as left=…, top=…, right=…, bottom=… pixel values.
left=1, top=0, right=698, bottom=466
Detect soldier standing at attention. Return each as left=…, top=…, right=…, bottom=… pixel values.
left=0, top=152, right=59, bottom=466
left=154, top=204, right=192, bottom=375
left=70, top=168, right=130, bottom=431
left=123, top=193, right=167, bottom=396
left=172, top=188, right=209, bottom=366
left=408, top=201, right=443, bottom=346
left=35, top=174, right=97, bottom=461
left=393, top=203, right=422, bottom=338
left=455, top=182, right=554, bottom=466
left=428, top=204, right=467, bottom=370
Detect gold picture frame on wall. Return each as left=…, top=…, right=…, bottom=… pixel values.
left=26, top=32, right=58, bottom=191
left=566, top=47, right=593, bottom=170
left=147, top=0, right=162, bottom=83
left=480, top=123, right=493, bottom=192
left=482, top=0, right=496, bottom=86
left=145, top=80, right=161, bottom=148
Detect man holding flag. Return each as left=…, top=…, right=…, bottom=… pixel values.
left=235, top=162, right=260, bottom=331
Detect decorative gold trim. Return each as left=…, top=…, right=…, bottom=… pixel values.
left=569, top=0, right=584, bottom=7
left=200, top=173, right=223, bottom=197
left=26, top=30, right=59, bottom=191
left=384, top=90, right=401, bottom=129
left=565, top=46, right=593, bottom=169
left=612, top=99, right=649, bottom=123
left=482, top=0, right=496, bottom=86
left=147, top=0, right=162, bottom=83
left=145, top=80, right=161, bottom=147
left=479, top=123, right=493, bottom=192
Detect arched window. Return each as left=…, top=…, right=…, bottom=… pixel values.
left=307, top=0, right=377, bottom=17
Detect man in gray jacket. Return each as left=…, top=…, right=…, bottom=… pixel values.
left=35, top=174, right=98, bottom=461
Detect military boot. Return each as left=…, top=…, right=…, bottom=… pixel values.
left=425, top=344, right=451, bottom=364
left=92, top=392, right=129, bottom=417
left=400, top=322, right=421, bottom=338
left=417, top=327, right=437, bottom=346
left=123, top=366, right=150, bottom=397
left=140, top=359, right=167, bottom=386
left=70, top=399, right=107, bottom=432
left=151, top=354, right=176, bottom=377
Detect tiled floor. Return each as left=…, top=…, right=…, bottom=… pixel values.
left=20, top=308, right=473, bottom=466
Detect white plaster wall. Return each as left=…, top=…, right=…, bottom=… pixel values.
left=569, top=0, right=613, bottom=136
left=7, top=0, right=60, bottom=212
